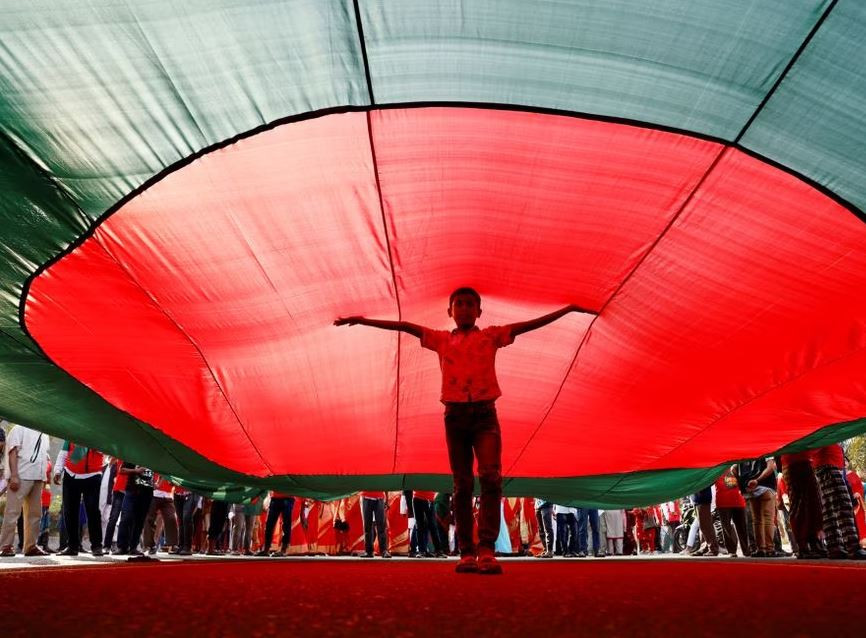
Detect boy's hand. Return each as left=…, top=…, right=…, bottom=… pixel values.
left=334, top=316, right=364, bottom=326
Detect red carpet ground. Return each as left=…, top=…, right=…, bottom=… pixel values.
left=3, top=558, right=865, bottom=637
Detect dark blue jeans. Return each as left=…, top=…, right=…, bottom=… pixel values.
left=362, top=497, right=388, bottom=555
left=576, top=508, right=601, bottom=555
left=444, top=401, right=502, bottom=556
left=117, top=488, right=153, bottom=553
left=263, top=497, right=294, bottom=551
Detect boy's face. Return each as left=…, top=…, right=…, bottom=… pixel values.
left=448, top=293, right=481, bottom=329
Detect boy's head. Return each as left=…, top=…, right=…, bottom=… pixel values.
left=448, top=287, right=482, bottom=328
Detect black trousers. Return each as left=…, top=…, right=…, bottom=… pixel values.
left=61, top=473, right=103, bottom=552
left=362, top=497, right=388, bottom=555
left=208, top=500, right=230, bottom=542
left=175, top=493, right=198, bottom=551
left=263, top=497, right=294, bottom=550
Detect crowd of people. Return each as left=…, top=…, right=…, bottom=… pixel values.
left=2, top=421, right=865, bottom=561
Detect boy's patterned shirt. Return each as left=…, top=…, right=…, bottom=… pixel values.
left=421, top=325, right=514, bottom=402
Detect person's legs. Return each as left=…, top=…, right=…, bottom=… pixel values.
left=181, top=495, right=197, bottom=552
left=38, top=505, right=51, bottom=549
left=79, top=475, right=103, bottom=552
left=731, top=507, right=751, bottom=556
left=362, top=498, right=375, bottom=555
left=566, top=513, right=579, bottom=555
left=104, top=491, right=125, bottom=550
left=472, top=405, right=502, bottom=555
left=129, top=490, right=154, bottom=554
left=445, top=408, right=476, bottom=557
left=231, top=504, right=245, bottom=552
left=160, top=498, right=178, bottom=548
left=278, top=498, right=295, bottom=552
left=696, top=503, right=719, bottom=553
left=373, top=499, right=388, bottom=555
left=555, top=513, right=567, bottom=555
left=718, top=508, right=738, bottom=554
left=243, top=514, right=254, bottom=553
left=115, top=492, right=134, bottom=553
left=687, top=515, right=700, bottom=550
left=261, top=499, right=282, bottom=553
left=574, top=509, right=587, bottom=555
left=22, top=480, right=44, bottom=551
left=207, top=500, right=229, bottom=552
left=62, top=475, right=83, bottom=552
left=0, top=479, right=29, bottom=551
left=761, top=492, right=776, bottom=553
left=412, top=498, right=431, bottom=554
left=142, top=498, right=160, bottom=551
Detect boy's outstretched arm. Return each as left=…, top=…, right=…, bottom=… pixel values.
left=334, top=316, right=424, bottom=339
left=507, top=304, right=596, bottom=337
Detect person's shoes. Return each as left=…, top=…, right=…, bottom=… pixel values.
left=563, top=552, right=576, bottom=558
left=269, top=550, right=285, bottom=557
left=408, top=551, right=418, bottom=558
left=381, top=551, right=393, bottom=559
left=577, top=551, right=587, bottom=558
left=541, top=550, right=554, bottom=558
left=435, top=551, right=448, bottom=558
left=828, top=550, right=848, bottom=560
left=255, top=549, right=271, bottom=557
left=477, top=553, right=503, bottom=575
left=849, top=548, right=866, bottom=560
left=0, top=546, right=16, bottom=557
left=91, top=548, right=104, bottom=557
left=455, top=555, right=479, bottom=573
left=58, top=547, right=79, bottom=557
left=422, top=551, right=435, bottom=558
left=362, top=551, right=374, bottom=558
left=24, top=546, right=49, bottom=557
left=706, top=547, right=719, bottom=557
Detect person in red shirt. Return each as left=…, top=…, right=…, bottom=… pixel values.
left=813, top=444, right=866, bottom=559
left=337, top=288, right=594, bottom=574
left=714, top=468, right=750, bottom=556
left=53, top=441, right=106, bottom=556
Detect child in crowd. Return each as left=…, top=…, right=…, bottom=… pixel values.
left=336, top=287, right=594, bottom=573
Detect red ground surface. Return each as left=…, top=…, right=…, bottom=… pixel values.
left=3, top=558, right=865, bottom=637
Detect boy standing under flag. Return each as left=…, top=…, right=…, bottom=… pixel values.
left=336, top=287, right=594, bottom=573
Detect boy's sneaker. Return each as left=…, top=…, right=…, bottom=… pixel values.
left=455, top=554, right=479, bottom=573
left=477, top=553, right=503, bottom=575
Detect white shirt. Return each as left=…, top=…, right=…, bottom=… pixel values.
left=3, top=423, right=50, bottom=481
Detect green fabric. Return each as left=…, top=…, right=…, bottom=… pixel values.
left=742, top=0, right=866, bottom=213
left=362, top=0, right=829, bottom=140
